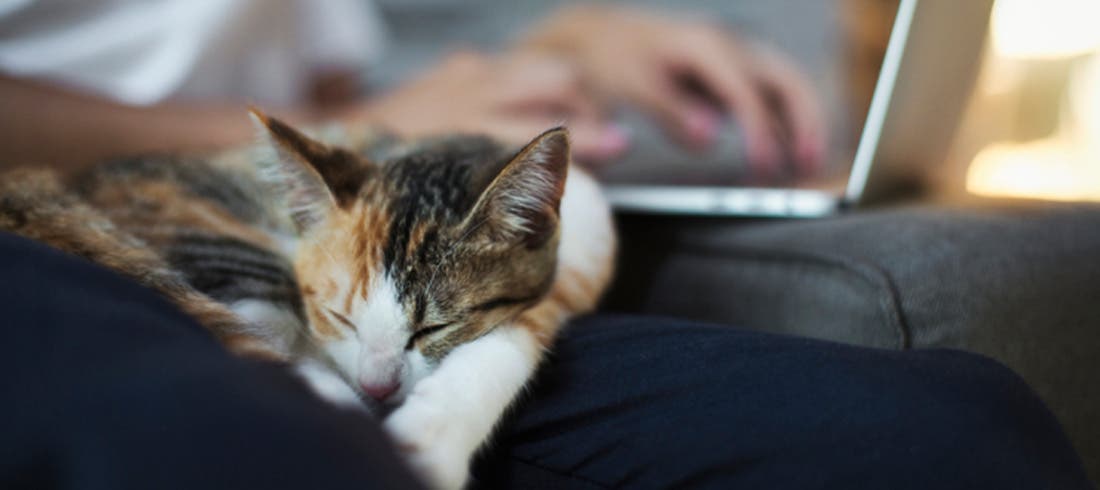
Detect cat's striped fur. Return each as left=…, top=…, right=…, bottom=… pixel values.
left=0, top=112, right=616, bottom=489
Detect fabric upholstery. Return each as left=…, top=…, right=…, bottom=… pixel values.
left=603, top=203, right=1100, bottom=483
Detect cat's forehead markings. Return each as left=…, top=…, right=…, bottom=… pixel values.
left=406, top=221, right=431, bottom=262
left=347, top=201, right=392, bottom=306
left=350, top=204, right=371, bottom=303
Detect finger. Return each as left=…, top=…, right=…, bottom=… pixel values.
left=500, top=86, right=604, bottom=126
left=564, top=118, right=630, bottom=164
left=494, top=54, right=605, bottom=120
left=751, top=45, right=827, bottom=173
left=670, top=29, right=782, bottom=173
left=490, top=56, right=618, bottom=158
left=479, top=117, right=629, bottom=164
left=509, top=89, right=606, bottom=129
left=627, top=67, right=722, bottom=148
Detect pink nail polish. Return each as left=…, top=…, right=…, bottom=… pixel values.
left=684, top=110, right=720, bottom=145
left=598, top=124, right=631, bottom=156
left=749, top=139, right=781, bottom=175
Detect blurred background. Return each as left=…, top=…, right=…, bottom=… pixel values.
left=368, top=0, right=1100, bottom=201
left=367, top=0, right=847, bottom=184
left=944, top=0, right=1100, bottom=203
left=4, top=1, right=1097, bottom=201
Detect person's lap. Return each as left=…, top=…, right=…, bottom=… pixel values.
left=474, top=316, right=1091, bottom=489
left=0, top=232, right=1090, bottom=489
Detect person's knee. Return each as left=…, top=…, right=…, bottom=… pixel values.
left=856, top=349, right=1088, bottom=487
left=901, top=349, right=1051, bottom=434
left=868, top=350, right=1044, bottom=441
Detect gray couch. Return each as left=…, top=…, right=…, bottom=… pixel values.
left=604, top=203, right=1100, bottom=483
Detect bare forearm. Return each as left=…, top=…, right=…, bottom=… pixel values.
left=0, top=75, right=315, bottom=172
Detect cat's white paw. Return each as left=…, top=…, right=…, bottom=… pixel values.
left=384, top=385, right=473, bottom=490
left=382, top=328, right=541, bottom=489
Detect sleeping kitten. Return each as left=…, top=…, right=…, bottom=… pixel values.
left=0, top=111, right=615, bottom=489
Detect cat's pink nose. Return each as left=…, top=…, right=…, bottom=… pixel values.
left=361, top=381, right=400, bottom=401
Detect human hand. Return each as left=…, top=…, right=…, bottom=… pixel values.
left=521, top=5, right=826, bottom=175
left=348, top=51, right=629, bottom=163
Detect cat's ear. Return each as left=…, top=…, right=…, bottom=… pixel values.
left=250, top=109, right=339, bottom=234
left=462, top=127, right=570, bottom=249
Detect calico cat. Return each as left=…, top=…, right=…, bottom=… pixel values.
left=0, top=111, right=616, bottom=489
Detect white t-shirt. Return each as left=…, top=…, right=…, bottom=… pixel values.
left=0, top=0, right=387, bottom=106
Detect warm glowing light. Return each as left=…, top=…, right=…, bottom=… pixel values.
left=967, top=138, right=1100, bottom=201
left=969, top=3, right=1100, bottom=202
left=992, top=0, right=1100, bottom=59
left=1072, top=55, right=1100, bottom=156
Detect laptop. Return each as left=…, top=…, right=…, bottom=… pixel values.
left=602, top=0, right=994, bottom=217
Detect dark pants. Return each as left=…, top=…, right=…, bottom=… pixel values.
left=0, top=233, right=1090, bottom=489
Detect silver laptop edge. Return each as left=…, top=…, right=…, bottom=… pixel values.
left=844, top=0, right=917, bottom=204
left=603, top=186, right=841, bottom=217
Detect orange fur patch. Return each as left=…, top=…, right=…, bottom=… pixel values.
left=350, top=200, right=390, bottom=301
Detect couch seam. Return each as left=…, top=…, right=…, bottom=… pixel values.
left=674, top=243, right=914, bottom=350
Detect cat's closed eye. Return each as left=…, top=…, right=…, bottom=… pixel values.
left=406, top=323, right=453, bottom=350
left=327, top=308, right=357, bottom=330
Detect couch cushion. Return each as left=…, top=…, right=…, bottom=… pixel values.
left=603, top=202, right=1100, bottom=482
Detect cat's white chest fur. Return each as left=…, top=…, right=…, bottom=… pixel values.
left=385, top=327, right=542, bottom=489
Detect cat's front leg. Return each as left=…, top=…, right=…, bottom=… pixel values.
left=384, top=326, right=542, bottom=490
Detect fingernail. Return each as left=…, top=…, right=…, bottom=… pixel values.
left=597, top=124, right=631, bottom=157
left=797, top=137, right=825, bottom=170
left=796, top=140, right=818, bottom=170
left=683, top=110, right=720, bottom=146
left=575, top=124, right=632, bottom=164
left=602, top=123, right=629, bottom=149
left=748, top=138, right=781, bottom=175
